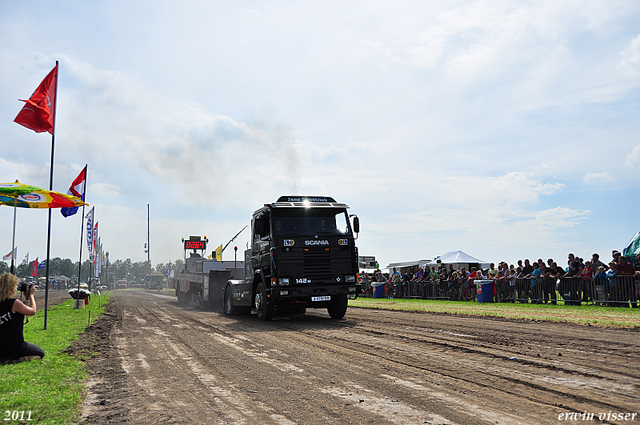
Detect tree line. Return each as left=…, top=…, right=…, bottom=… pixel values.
left=1, top=257, right=185, bottom=283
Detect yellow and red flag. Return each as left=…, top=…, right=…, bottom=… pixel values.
left=0, top=190, right=85, bottom=209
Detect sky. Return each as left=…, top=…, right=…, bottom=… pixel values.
left=0, top=1, right=639, bottom=271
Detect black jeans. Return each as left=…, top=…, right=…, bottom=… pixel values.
left=5, top=342, right=46, bottom=360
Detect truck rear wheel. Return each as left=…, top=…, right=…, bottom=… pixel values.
left=255, top=283, right=274, bottom=321
left=327, top=293, right=348, bottom=319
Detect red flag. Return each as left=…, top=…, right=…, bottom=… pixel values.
left=14, top=63, right=58, bottom=134
left=61, top=165, right=87, bottom=218
left=67, top=165, right=87, bottom=198
left=31, top=258, right=39, bottom=277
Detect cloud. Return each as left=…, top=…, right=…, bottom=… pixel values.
left=91, top=183, right=120, bottom=197
left=57, top=57, right=301, bottom=209
left=0, top=157, right=43, bottom=184
left=625, top=144, right=640, bottom=167
left=526, top=206, right=590, bottom=229
left=340, top=169, right=570, bottom=236
left=583, top=172, right=614, bottom=184
left=363, top=1, right=640, bottom=113
left=617, top=34, right=640, bottom=77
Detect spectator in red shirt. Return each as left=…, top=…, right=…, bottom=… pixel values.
left=613, top=257, right=635, bottom=307
left=618, top=257, right=635, bottom=275
left=581, top=261, right=594, bottom=278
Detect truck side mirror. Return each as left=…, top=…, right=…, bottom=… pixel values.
left=353, top=216, right=360, bottom=234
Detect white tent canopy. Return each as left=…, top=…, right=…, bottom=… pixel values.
left=386, top=260, right=427, bottom=269
left=425, top=251, right=490, bottom=270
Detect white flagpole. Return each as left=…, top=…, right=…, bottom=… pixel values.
left=10, top=199, right=17, bottom=274
left=75, top=165, right=87, bottom=300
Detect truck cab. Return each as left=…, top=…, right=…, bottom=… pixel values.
left=223, top=196, right=360, bottom=320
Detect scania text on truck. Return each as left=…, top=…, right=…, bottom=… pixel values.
left=223, top=196, right=361, bottom=320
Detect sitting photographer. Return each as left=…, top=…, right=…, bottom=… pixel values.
left=0, top=273, right=45, bottom=363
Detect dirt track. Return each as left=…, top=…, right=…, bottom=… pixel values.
left=34, top=289, right=73, bottom=310
left=75, top=290, right=640, bottom=424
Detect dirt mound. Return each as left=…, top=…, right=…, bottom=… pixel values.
left=65, top=298, right=133, bottom=424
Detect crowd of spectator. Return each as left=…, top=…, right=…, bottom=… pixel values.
left=359, top=251, right=640, bottom=307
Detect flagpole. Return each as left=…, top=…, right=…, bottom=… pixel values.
left=43, top=60, right=59, bottom=330
left=10, top=199, right=17, bottom=274
left=75, top=165, right=87, bottom=302
left=147, top=204, right=151, bottom=275
left=75, top=209, right=85, bottom=299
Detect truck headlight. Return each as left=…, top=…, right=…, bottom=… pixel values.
left=345, top=275, right=356, bottom=283
left=280, top=290, right=289, bottom=296
left=279, top=278, right=290, bottom=286
left=348, top=287, right=356, bottom=292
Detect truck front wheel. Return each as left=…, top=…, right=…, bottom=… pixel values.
left=223, top=284, right=240, bottom=315
left=327, top=293, right=348, bottom=319
left=255, top=283, right=274, bottom=321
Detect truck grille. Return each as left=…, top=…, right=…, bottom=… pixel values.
left=277, top=247, right=354, bottom=282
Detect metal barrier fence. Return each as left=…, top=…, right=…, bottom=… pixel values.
left=390, top=280, right=452, bottom=300
left=361, top=275, right=639, bottom=307
left=514, top=277, right=558, bottom=304
left=560, top=276, right=639, bottom=307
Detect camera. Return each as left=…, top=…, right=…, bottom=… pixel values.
left=19, top=283, right=32, bottom=294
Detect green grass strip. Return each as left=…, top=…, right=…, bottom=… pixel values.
left=349, top=297, right=640, bottom=328
left=0, top=293, right=111, bottom=424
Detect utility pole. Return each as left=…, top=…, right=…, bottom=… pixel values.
left=147, top=204, right=151, bottom=275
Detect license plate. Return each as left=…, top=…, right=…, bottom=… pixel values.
left=312, top=296, right=331, bottom=302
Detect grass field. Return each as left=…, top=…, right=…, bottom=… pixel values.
left=349, top=297, right=640, bottom=328
left=0, top=293, right=111, bottom=424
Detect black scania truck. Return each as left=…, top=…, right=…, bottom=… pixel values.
left=223, top=196, right=360, bottom=321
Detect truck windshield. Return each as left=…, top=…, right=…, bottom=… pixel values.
left=272, top=209, right=351, bottom=236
